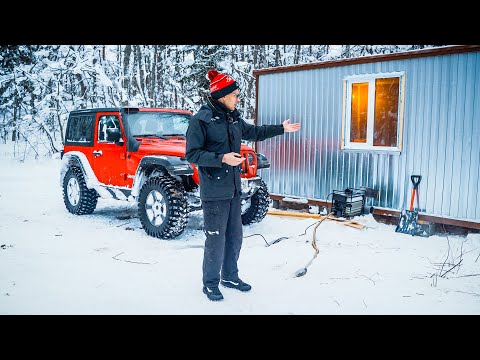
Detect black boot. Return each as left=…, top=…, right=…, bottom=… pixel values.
left=220, top=278, right=252, bottom=292
left=203, top=286, right=224, bottom=301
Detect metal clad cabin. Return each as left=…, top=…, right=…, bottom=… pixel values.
left=253, top=45, right=480, bottom=229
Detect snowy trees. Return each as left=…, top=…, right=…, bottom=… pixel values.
left=0, top=44, right=437, bottom=159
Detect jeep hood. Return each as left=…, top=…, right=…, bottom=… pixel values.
left=136, top=138, right=187, bottom=157
left=135, top=137, right=255, bottom=157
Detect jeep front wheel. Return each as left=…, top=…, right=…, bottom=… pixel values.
left=62, top=167, right=98, bottom=215
left=241, top=180, right=270, bottom=225
left=138, top=175, right=188, bottom=239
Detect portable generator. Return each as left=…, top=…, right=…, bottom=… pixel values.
left=331, top=188, right=367, bottom=219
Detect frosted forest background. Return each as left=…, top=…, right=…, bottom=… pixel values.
left=0, top=45, right=439, bottom=160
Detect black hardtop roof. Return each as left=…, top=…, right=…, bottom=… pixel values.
left=69, top=107, right=192, bottom=116
left=69, top=107, right=138, bottom=115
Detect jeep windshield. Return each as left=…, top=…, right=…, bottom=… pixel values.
left=126, top=112, right=190, bottom=138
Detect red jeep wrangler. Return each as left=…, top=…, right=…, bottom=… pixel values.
left=60, top=107, right=271, bottom=239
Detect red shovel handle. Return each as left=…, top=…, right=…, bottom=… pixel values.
left=409, top=188, right=417, bottom=211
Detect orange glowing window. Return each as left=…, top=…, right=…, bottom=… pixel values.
left=344, top=72, right=403, bottom=151
left=374, top=78, right=399, bottom=147
left=350, top=82, right=368, bottom=143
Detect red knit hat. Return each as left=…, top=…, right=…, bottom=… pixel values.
left=207, top=69, right=239, bottom=99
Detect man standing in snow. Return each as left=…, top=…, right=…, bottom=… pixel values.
left=185, top=69, right=301, bottom=301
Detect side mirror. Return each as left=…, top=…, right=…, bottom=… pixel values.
left=106, top=128, right=122, bottom=143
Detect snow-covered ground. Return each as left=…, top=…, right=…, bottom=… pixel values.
left=1, top=144, right=479, bottom=315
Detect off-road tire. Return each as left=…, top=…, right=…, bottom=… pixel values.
left=138, top=175, right=189, bottom=239
left=63, top=166, right=98, bottom=215
left=241, top=180, right=270, bottom=225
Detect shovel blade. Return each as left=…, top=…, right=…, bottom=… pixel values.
left=395, top=210, right=428, bottom=237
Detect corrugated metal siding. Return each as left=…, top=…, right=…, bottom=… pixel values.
left=257, top=51, right=480, bottom=222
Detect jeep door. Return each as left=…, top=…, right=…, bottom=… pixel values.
left=93, top=112, right=127, bottom=186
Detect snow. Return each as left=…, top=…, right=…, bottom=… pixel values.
left=183, top=52, right=194, bottom=66
left=325, top=45, right=343, bottom=59
left=1, top=145, right=479, bottom=315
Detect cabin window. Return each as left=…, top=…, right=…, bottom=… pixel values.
left=343, top=71, right=405, bottom=152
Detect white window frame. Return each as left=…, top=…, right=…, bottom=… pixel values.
left=342, top=71, right=405, bottom=152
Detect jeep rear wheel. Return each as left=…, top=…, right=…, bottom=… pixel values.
left=138, top=175, right=188, bottom=239
left=241, top=180, right=270, bottom=225
left=62, top=167, right=98, bottom=215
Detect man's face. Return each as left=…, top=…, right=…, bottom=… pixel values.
left=219, top=90, right=240, bottom=111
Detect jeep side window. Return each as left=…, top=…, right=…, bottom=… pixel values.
left=66, top=115, right=94, bottom=145
left=98, top=115, right=121, bottom=142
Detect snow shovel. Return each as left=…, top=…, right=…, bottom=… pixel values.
left=395, top=175, right=422, bottom=235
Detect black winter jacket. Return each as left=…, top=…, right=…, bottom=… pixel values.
left=185, top=98, right=284, bottom=201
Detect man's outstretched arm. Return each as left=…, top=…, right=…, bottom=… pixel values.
left=241, top=118, right=301, bottom=141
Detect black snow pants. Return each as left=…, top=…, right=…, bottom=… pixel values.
left=202, top=195, right=243, bottom=288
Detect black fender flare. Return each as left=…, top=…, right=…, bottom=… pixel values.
left=67, top=155, right=86, bottom=175
left=131, top=155, right=194, bottom=197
